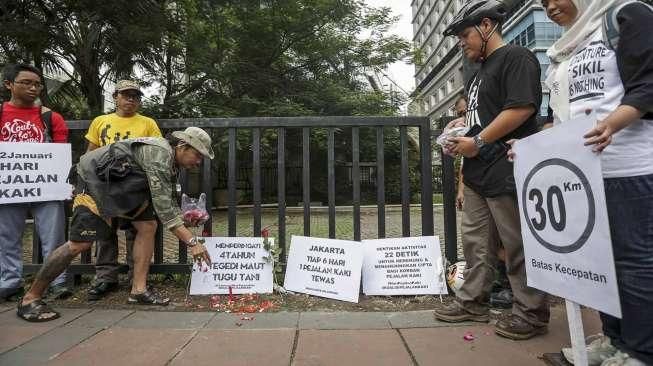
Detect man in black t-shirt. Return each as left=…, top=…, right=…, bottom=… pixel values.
left=433, top=0, right=549, bottom=340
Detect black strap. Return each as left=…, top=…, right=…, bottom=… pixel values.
left=39, top=105, right=53, bottom=142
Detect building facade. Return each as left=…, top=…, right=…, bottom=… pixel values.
left=411, top=0, right=562, bottom=121
left=411, top=0, right=467, bottom=124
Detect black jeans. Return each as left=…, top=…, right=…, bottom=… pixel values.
left=601, top=174, right=653, bottom=364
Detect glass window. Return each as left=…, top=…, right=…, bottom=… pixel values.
left=447, top=77, right=454, bottom=93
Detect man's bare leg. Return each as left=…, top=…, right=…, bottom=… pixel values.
left=130, top=220, right=157, bottom=294
left=22, top=241, right=91, bottom=307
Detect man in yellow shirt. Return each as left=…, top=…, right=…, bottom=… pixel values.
left=84, top=80, right=165, bottom=303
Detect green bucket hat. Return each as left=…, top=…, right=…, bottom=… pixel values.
left=172, top=127, right=214, bottom=159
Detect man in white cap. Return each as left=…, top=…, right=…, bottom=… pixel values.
left=84, top=80, right=162, bottom=301
left=17, top=127, right=214, bottom=322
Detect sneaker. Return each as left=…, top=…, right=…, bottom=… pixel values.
left=47, top=284, right=73, bottom=300
left=127, top=290, right=169, bottom=306
left=600, top=351, right=647, bottom=366
left=433, top=302, right=489, bottom=323
left=562, top=334, right=617, bottom=366
left=87, top=282, right=118, bottom=301
left=495, top=314, right=548, bottom=340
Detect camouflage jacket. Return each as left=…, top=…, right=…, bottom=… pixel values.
left=77, top=137, right=184, bottom=230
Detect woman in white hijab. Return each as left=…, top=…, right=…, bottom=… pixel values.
left=542, top=1, right=653, bottom=365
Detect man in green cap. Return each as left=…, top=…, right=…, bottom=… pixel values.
left=16, top=127, right=214, bottom=322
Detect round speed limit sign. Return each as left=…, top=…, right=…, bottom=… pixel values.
left=521, top=158, right=595, bottom=253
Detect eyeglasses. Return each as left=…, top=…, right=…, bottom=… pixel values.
left=14, top=80, right=43, bottom=89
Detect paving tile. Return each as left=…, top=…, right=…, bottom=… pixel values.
left=65, top=309, right=133, bottom=329
left=0, top=326, right=53, bottom=354
left=508, top=305, right=603, bottom=357
left=0, top=303, right=13, bottom=313
left=293, top=329, right=411, bottom=366
left=206, top=312, right=299, bottom=329
left=0, top=326, right=101, bottom=366
left=0, top=307, right=90, bottom=327
left=401, top=326, right=545, bottom=365
left=47, top=328, right=195, bottom=366
left=115, top=311, right=215, bottom=329
left=170, top=329, right=295, bottom=366
left=387, top=310, right=475, bottom=328
left=299, top=311, right=390, bottom=330
left=400, top=307, right=602, bottom=366
left=0, top=308, right=90, bottom=354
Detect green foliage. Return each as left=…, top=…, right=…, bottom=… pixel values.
left=1, top=0, right=169, bottom=117
left=1, top=0, right=417, bottom=204
left=2, top=0, right=409, bottom=118
left=410, top=45, right=426, bottom=67
left=141, top=0, right=410, bottom=118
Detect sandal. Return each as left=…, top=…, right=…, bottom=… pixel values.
left=127, top=290, right=169, bottom=306
left=17, top=299, right=61, bottom=322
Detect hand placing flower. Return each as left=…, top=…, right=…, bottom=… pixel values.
left=191, top=242, right=211, bottom=266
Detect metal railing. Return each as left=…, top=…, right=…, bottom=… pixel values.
left=24, top=116, right=460, bottom=279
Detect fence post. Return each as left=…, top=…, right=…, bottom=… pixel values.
left=441, top=152, right=458, bottom=264
left=419, top=121, right=434, bottom=236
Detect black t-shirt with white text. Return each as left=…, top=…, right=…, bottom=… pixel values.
left=463, top=44, right=541, bottom=197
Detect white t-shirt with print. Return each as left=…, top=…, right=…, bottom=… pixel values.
left=557, top=31, right=653, bottom=178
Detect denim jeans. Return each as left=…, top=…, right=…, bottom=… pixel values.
left=0, top=201, right=68, bottom=290
left=601, top=174, right=653, bottom=364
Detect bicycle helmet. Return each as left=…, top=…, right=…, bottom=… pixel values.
left=443, top=0, right=507, bottom=37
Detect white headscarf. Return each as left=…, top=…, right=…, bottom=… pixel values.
left=545, top=0, right=628, bottom=122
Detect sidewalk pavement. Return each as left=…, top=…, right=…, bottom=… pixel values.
left=0, top=302, right=600, bottom=366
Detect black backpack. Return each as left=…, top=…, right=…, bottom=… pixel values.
left=0, top=102, right=54, bottom=142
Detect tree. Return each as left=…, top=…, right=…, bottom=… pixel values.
left=0, top=0, right=167, bottom=117
left=140, top=0, right=409, bottom=118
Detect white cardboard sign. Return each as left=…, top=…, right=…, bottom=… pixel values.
left=284, top=236, right=363, bottom=303
left=0, top=142, right=72, bottom=204
left=362, top=236, right=448, bottom=295
left=514, top=113, right=620, bottom=317
left=190, top=237, right=274, bottom=295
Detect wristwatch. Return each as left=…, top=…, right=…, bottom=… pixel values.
left=186, top=237, right=198, bottom=248
left=473, top=134, right=486, bottom=148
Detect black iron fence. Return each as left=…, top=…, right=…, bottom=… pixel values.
left=24, top=116, right=459, bottom=279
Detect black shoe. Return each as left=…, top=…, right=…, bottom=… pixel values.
left=48, top=284, right=73, bottom=300
left=127, top=290, right=169, bottom=306
left=0, top=287, right=24, bottom=302
left=87, top=282, right=118, bottom=301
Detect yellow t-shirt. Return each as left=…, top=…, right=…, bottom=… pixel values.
left=85, top=113, right=162, bottom=147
